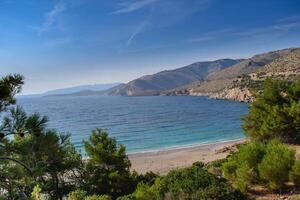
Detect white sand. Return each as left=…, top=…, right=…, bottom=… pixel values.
left=129, top=139, right=245, bottom=174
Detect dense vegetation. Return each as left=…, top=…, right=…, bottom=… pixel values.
left=1, top=74, right=300, bottom=199
left=243, top=78, right=300, bottom=143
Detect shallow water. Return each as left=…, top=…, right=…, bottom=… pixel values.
left=18, top=96, right=248, bottom=153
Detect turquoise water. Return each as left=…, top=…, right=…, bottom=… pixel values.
left=18, top=96, right=248, bottom=153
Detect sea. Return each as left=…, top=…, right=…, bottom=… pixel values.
left=17, top=96, right=248, bottom=154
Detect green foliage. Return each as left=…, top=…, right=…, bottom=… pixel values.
left=222, top=140, right=296, bottom=192
left=30, top=185, right=43, bottom=200
left=159, top=162, right=244, bottom=200
left=243, top=77, right=300, bottom=144
left=0, top=106, right=82, bottom=199
left=222, top=142, right=266, bottom=192
left=205, top=158, right=227, bottom=175
left=68, top=189, right=88, bottom=200
left=258, top=140, right=295, bottom=191
left=116, top=195, right=136, bottom=200
left=84, top=195, right=112, bottom=200
left=132, top=171, right=159, bottom=186
left=134, top=179, right=161, bottom=200
left=290, top=159, right=300, bottom=186
left=0, top=74, right=24, bottom=112
left=82, top=129, right=136, bottom=198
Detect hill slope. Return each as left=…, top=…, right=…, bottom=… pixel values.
left=209, top=48, right=300, bottom=102
left=109, top=59, right=242, bottom=96
left=164, top=48, right=297, bottom=98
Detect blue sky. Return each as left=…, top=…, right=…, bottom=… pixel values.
left=0, top=0, right=300, bottom=94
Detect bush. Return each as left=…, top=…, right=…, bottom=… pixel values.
left=205, top=158, right=227, bottom=176
left=68, top=189, right=87, bottom=200
left=258, top=140, right=295, bottom=191
left=116, top=195, right=136, bottom=200
left=222, top=142, right=266, bottom=192
left=85, top=195, right=111, bottom=200
left=134, top=179, right=161, bottom=200
left=243, top=77, right=300, bottom=144
left=133, top=171, right=159, bottom=186
left=159, top=162, right=244, bottom=199
left=31, top=185, right=43, bottom=200
left=289, top=159, right=300, bottom=186
left=83, top=129, right=136, bottom=198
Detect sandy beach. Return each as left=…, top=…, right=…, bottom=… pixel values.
left=129, top=139, right=245, bottom=174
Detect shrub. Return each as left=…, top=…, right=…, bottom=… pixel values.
left=134, top=179, right=161, bottom=200
left=133, top=171, right=159, bottom=186
left=243, top=77, right=300, bottom=144
left=68, top=189, right=87, bottom=200
left=83, top=129, right=135, bottom=198
left=192, top=184, right=245, bottom=200
left=116, top=194, right=136, bottom=200
left=289, top=159, right=300, bottom=186
left=258, top=140, right=295, bottom=191
left=30, top=185, right=43, bottom=200
left=159, top=162, right=244, bottom=199
left=222, top=142, right=265, bottom=192
left=84, top=195, right=111, bottom=200
left=206, top=158, right=227, bottom=176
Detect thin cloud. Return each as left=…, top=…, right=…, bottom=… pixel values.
left=127, top=20, right=149, bottom=46
left=187, top=19, right=300, bottom=45
left=36, top=1, right=66, bottom=35
left=112, top=0, right=159, bottom=14
left=233, top=21, right=300, bottom=40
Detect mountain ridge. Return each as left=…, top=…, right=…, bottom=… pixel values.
left=108, top=59, right=243, bottom=96
left=163, top=47, right=299, bottom=99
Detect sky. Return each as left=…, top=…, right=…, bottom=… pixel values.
left=0, top=0, right=300, bottom=94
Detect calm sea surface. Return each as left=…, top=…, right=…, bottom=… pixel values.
left=17, top=96, right=248, bottom=153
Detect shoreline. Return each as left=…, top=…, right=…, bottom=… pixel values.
left=127, top=138, right=245, bottom=155
left=129, top=138, right=246, bottom=174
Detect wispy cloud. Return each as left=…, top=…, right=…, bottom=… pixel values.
left=36, top=0, right=66, bottom=35
left=122, top=0, right=213, bottom=47
left=126, top=17, right=151, bottom=46
left=233, top=21, right=300, bottom=41
left=112, top=0, right=159, bottom=14
left=187, top=19, right=300, bottom=45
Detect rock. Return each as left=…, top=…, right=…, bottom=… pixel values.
left=209, top=88, right=254, bottom=103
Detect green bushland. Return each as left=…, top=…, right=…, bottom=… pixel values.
left=258, top=140, right=295, bottom=191
left=68, top=189, right=87, bottom=200
left=222, top=142, right=266, bottom=192
left=157, top=162, right=244, bottom=200
left=84, top=195, right=112, bottom=200
left=289, top=159, right=300, bottom=186
left=243, top=77, right=300, bottom=144
left=222, top=140, right=296, bottom=192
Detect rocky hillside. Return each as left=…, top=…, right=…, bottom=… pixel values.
left=164, top=48, right=298, bottom=101
left=108, top=59, right=242, bottom=96
left=209, top=48, right=300, bottom=102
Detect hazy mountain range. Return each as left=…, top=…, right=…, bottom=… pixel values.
left=31, top=47, right=299, bottom=99
left=108, top=59, right=242, bottom=96
left=23, top=83, right=122, bottom=97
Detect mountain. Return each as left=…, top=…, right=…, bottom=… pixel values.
left=108, top=59, right=242, bottom=96
left=164, top=48, right=298, bottom=98
left=42, top=83, right=122, bottom=96
left=50, top=83, right=126, bottom=97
